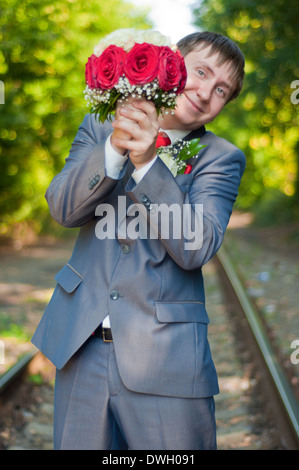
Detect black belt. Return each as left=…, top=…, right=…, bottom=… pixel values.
left=93, top=324, right=113, bottom=342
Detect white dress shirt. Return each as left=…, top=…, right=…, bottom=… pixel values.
left=102, top=128, right=189, bottom=328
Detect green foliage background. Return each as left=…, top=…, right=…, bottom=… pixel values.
left=1, top=0, right=299, bottom=242
left=0, top=0, right=150, bottom=240
left=192, top=0, right=299, bottom=224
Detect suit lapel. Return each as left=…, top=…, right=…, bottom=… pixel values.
left=122, top=159, right=135, bottom=189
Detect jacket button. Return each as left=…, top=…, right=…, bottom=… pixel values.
left=110, top=291, right=119, bottom=300
left=121, top=244, right=130, bottom=254
left=141, top=194, right=148, bottom=203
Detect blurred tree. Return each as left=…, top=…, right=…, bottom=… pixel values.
left=0, top=0, right=150, bottom=240
left=192, top=0, right=299, bottom=220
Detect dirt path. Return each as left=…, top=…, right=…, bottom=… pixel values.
left=0, top=235, right=75, bottom=375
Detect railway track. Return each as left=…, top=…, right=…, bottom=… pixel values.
left=216, top=246, right=299, bottom=450
left=0, top=246, right=298, bottom=450
left=0, top=348, right=38, bottom=397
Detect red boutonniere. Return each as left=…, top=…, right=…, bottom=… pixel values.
left=184, top=164, right=193, bottom=174
left=156, top=138, right=206, bottom=177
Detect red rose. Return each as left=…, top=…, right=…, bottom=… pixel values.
left=97, top=45, right=126, bottom=89
left=124, top=43, right=160, bottom=85
left=85, top=54, right=99, bottom=88
left=176, top=50, right=187, bottom=94
left=158, top=47, right=187, bottom=94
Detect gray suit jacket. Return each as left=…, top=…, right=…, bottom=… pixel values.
left=32, top=113, right=246, bottom=398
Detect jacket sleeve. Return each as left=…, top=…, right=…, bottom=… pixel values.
left=45, top=114, right=127, bottom=228
left=125, top=136, right=246, bottom=271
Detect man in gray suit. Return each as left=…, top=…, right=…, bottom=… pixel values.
left=32, top=31, right=246, bottom=450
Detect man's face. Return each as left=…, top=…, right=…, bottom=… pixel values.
left=162, top=46, right=235, bottom=131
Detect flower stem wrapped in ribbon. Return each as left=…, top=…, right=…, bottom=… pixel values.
left=84, top=29, right=187, bottom=123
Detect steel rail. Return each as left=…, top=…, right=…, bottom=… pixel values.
left=0, top=347, right=38, bottom=395
left=217, top=245, right=299, bottom=449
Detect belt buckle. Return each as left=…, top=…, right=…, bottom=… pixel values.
left=102, top=327, right=113, bottom=343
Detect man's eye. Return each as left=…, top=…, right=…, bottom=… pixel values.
left=216, top=87, right=225, bottom=97
left=197, top=69, right=205, bottom=77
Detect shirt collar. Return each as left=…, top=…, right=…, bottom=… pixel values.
left=160, top=129, right=189, bottom=145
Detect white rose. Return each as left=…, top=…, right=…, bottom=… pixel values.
left=94, top=28, right=172, bottom=57
left=94, top=29, right=135, bottom=55
left=142, top=30, right=172, bottom=47
left=158, top=152, right=178, bottom=177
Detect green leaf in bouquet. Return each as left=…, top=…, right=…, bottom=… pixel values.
left=179, top=138, right=207, bottom=160
left=93, top=90, right=122, bottom=123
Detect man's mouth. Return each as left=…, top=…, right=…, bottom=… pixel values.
left=184, top=94, right=205, bottom=113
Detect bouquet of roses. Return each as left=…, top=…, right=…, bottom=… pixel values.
left=84, top=29, right=187, bottom=123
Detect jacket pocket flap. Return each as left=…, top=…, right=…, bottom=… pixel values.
left=155, top=301, right=209, bottom=324
left=54, top=264, right=83, bottom=293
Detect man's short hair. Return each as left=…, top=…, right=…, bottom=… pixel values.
left=177, top=31, right=245, bottom=102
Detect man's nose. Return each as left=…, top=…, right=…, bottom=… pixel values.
left=196, top=82, right=213, bottom=102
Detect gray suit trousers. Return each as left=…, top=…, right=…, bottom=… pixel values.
left=54, top=335, right=216, bottom=450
